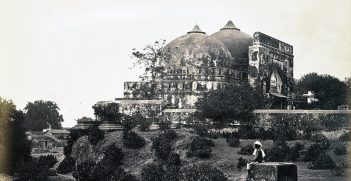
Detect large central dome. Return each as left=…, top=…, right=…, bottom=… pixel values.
left=212, top=21, right=253, bottom=59
left=164, top=25, right=232, bottom=67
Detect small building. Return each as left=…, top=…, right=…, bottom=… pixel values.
left=26, top=131, right=62, bottom=148
left=44, top=129, right=70, bottom=140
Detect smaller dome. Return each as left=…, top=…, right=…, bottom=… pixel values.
left=212, top=20, right=253, bottom=60
left=164, top=25, right=232, bottom=67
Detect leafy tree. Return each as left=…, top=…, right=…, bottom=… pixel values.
left=76, top=116, right=94, bottom=122
left=130, top=39, right=169, bottom=99
left=88, top=123, right=105, bottom=145
left=24, top=100, right=64, bottom=131
left=92, top=102, right=119, bottom=121
left=0, top=97, right=31, bottom=174
left=296, top=73, right=347, bottom=109
left=345, top=76, right=351, bottom=107
left=195, top=83, right=262, bottom=126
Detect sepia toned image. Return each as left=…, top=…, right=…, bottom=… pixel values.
left=0, top=0, right=350, bottom=180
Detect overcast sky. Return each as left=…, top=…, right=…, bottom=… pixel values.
left=1, top=0, right=350, bottom=127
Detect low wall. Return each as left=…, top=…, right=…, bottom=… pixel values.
left=252, top=109, right=351, bottom=130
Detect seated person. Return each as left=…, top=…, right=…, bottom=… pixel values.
left=247, top=141, right=266, bottom=178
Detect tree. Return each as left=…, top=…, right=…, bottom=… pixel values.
left=195, top=83, right=262, bottom=126
left=130, top=39, right=169, bottom=99
left=92, top=102, right=119, bottom=121
left=344, top=76, right=351, bottom=107
left=0, top=97, right=31, bottom=174
left=295, top=73, right=347, bottom=109
left=24, top=100, right=64, bottom=131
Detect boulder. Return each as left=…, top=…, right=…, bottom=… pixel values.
left=249, top=162, right=297, bottom=181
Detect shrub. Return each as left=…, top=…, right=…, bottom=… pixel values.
left=237, top=124, right=257, bottom=139
left=334, top=144, right=347, bottom=156
left=311, top=133, right=330, bottom=150
left=288, top=142, right=305, bottom=161
left=331, top=165, right=345, bottom=176
left=167, top=152, right=181, bottom=166
left=138, top=118, right=152, bottom=132
left=72, top=160, right=95, bottom=181
left=193, top=124, right=208, bottom=137
left=161, top=129, right=177, bottom=141
left=88, top=124, right=105, bottom=145
left=122, top=114, right=137, bottom=131
left=151, top=135, right=172, bottom=161
left=108, top=167, right=137, bottom=181
left=256, top=127, right=271, bottom=140
left=159, top=120, right=172, bottom=130
left=92, top=102, right=119, bottom=121
left=188, top=136, right=214, bottom=158
left=304, top=143, right=325, bottom=162
left=57, top=157, right=75, bottom=174
left=237, top=157, right=248, bottom=170
left=308, top=153, right=336, bottom=169
left=266, top=140, right=290, bottom=162
left=141, top=163, right=165, bottom=181
left=102, top=144, right=124, bottom=166
left=123, top=131, right=146, bottom=149
left=226, top=137, right=240, bottom=147
left=237, top=144, right=254, bottom=155
left=37, top=154, right=58, bottom=169
left=339, top=131, right=351, bottom=141
left=179, top=163, right=228, bottom=181
left=88, top=145, right=130, bottom=181
left=63, top=129, right=88, bottom=157
left=17, top=155, right=58, bottom=181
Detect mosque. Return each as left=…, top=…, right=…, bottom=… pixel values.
left=77, top=20, right=295, bottom=128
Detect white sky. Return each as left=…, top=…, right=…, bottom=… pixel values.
left=1, top=0, right=350, bottom=127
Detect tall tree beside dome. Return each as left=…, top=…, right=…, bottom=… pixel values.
left=195, top=83, right=262, bottom=127
left=130, top=39, right=169, bottom=99
left=24, top=100, right=64, bottom=131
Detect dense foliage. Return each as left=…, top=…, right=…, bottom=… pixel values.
left=24, top=100, right=64, bottom=130
left=88, top=123, right=105, bottom=145
left=339, top=131, right=351, bottom=141
left=187, top=136, right=215, bottom=158
left=226, top=137, right=240, bottom=147
left=151, top=134, right=172, bottom=161
left=296, top=73, right=348, bottom=109
left=307, top=153, right=336, bottom=169
left=73, top=145, right=135, bottom=181
left=17, top=155, right=58, bottom=181
left=195, top=83, right=262, bottom=126
left=122, top=130, right=146, bottom=149
left=304, top=143, right=325, bottom=162
left=0, top=97, right=31, bottom=174
left=57, top=157, right=76, bottom=174
left=64, top=129, right=88, bottom=157
left=266, top=140, right=291, bottom=162
left=92, top=102, right=120, bottom=121
left=334, top=144, right=347, bottom=156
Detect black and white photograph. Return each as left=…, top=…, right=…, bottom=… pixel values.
left=0, top=0, right=350, bottom=180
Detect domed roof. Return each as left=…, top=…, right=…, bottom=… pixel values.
left=212, top=21, right=253, bottom=59
left=164, top=25, right=232, bottom=67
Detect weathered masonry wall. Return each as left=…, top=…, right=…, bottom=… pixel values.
left=252, top=109, right=351, bottom=130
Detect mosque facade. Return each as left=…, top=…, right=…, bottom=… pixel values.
left=115, top=20, right=294, bottom=122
